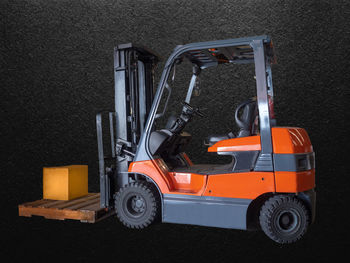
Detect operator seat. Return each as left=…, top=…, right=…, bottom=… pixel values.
left=206, top=98, right=257, bottom=146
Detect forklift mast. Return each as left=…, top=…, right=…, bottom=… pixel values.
left=96, top=44, right=158, bottom=208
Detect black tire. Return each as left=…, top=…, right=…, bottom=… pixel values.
left=114, top=182, right=160, bottom=229
left=259, top=195, right=309, bottom=244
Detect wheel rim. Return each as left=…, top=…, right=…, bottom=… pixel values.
left=276, top=209, right=300, bottom=233
left=124, top=194, right=146, bottom=218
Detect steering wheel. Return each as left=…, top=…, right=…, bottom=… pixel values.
left=182, top=102, right=205, bottom=117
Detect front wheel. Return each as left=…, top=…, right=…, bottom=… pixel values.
left=259, top=195, right=309, bottom=244
left=114, top=182, right=160, bottom=229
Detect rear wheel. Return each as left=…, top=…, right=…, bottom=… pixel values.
left=259, top=195, right=309, bottom=243
left=114, top=182, right=160, bottom=229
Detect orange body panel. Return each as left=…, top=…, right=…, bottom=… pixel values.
left=129, top=158, right=275, bottom=198
left=271, top=127, right=313, bottom=154
left=129, top=159, right=207, bottom=195
left=203, top=172, right=275, bottom=199
left=128, top=159, right=173, bottom=193
left=208, top=135, right=261, bottom=152
left=275, top=169, right=315, bottom=193
left=129, top=126, right=314, bottom=199
left=207, top=127, right=312, bottom=155
left=168, top=172, right=207, bottom=194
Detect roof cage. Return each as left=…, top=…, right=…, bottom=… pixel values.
left=179, top=35, right=275, bottom=68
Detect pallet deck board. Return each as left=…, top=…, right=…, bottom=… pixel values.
left=65, top=197, right=100, bottom=210
left=81, top=202, right=102, bottom=212
left=37, top=199, right=72, bottom=208
left=55, top=194, right=100, bottom=209
left=22, top=199, right=52, bottom=207
left=18, top=193, right=114, bottom=223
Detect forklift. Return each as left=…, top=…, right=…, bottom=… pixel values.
left=20, top=36, right=316, bottom=244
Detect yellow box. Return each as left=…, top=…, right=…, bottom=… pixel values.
left=43, top=165, right=88, bottom=200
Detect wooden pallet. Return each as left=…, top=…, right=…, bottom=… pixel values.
left=18, top=193, right=114, bottom=223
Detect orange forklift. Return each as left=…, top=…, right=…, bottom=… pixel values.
left=20, top=36, right=316, bottom=244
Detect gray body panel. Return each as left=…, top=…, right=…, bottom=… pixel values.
left=163, top=194, right=252, bottom=230
left=298, top=189, right=316, bottom=224
left=274, top=152, right=315, bottom=172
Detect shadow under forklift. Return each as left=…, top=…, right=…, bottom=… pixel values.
left=19, top=36, right=316, bottom=244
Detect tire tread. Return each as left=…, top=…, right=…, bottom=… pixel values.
left=259, top=195, right=309, bottom=244
left=115, top=182, right=160, bottom=229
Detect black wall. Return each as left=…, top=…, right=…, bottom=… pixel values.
left=1, top=0, right=349, bottom=262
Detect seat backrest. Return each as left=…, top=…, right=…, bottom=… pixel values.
left=235, top=99, right=257, bottom=137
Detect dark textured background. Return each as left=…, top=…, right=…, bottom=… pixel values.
left=1, top=0, right=349, bottom=262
